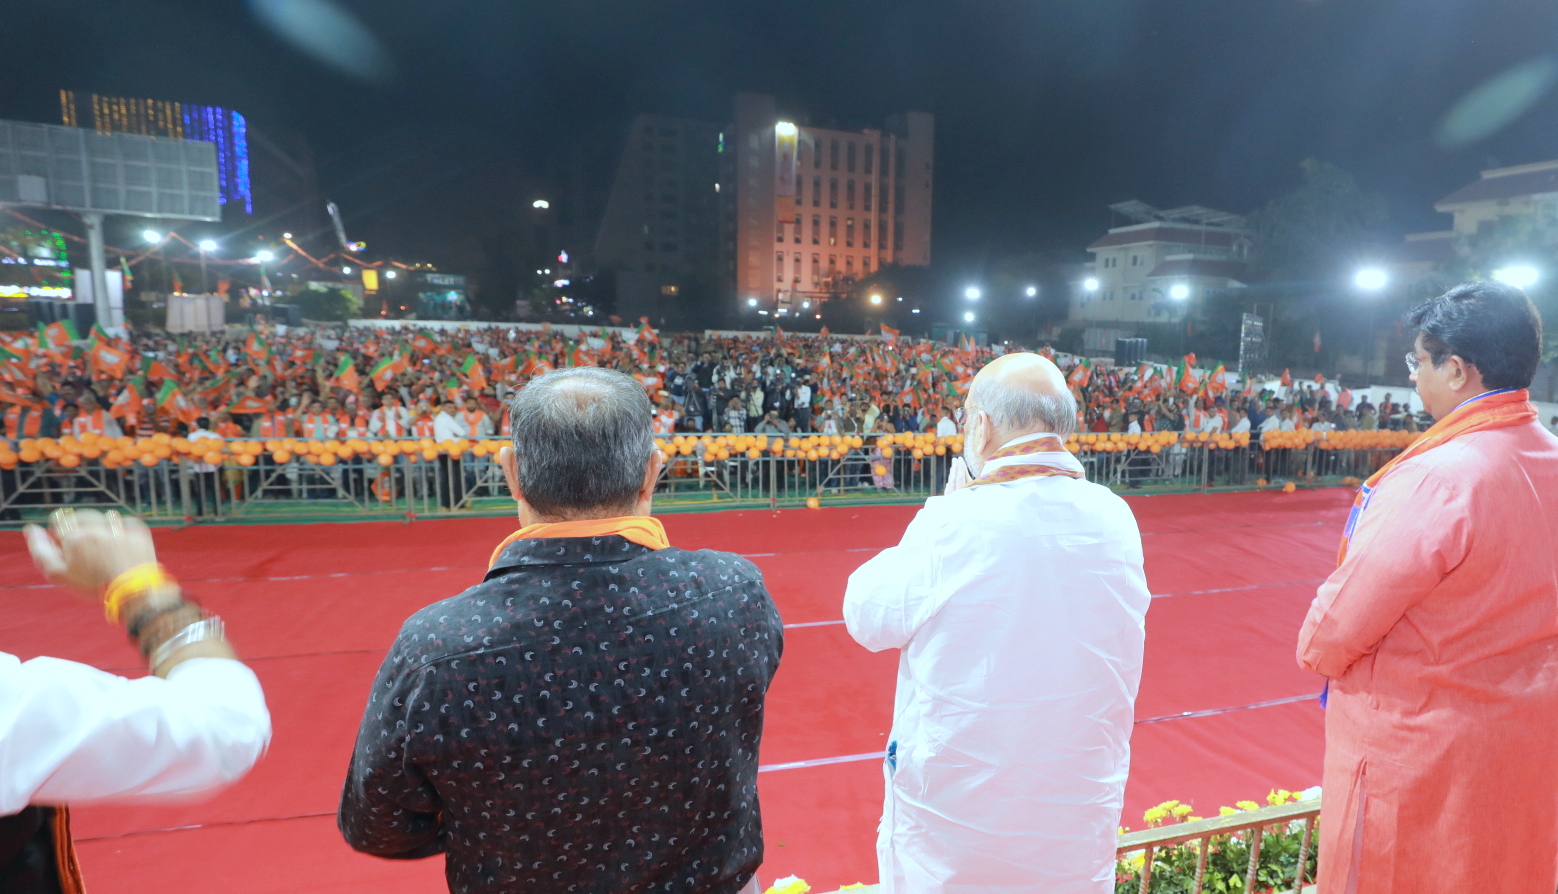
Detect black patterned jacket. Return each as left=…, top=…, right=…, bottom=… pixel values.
left=339, top=534, right=783, bottom=894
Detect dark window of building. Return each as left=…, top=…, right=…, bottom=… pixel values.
left=793, top=253, right=802, bottom=279
left=829, top=178, right=838, bottom=209
left=777, top=222, right=785, bottom=243
left=845, top=256, right=855, bottom=277
left=846, top=180, right=855, bottom=210
left=862, top=256, right=872, bottom=274
left=847, top=142, right=856, bottom=173
left=864, top=145, right=874, bottom=175
left=828, top=254, right=837, bottom=275
left=846, top=217, right=855, bottom=247
left=777, top=252, right=785, bottom=282
left=828, top=216, right=837, bottom=246
left=830, top=139, right=839, bottom=171
left=812, top=176, right=821, bottom=207
left=863, top=183, right=872, bottom=212
left=863, top=219, right=872, bottom=249
left=894, top=219, right=904, bottom=251
left=813, top=139, right=822, bottom=167
left=812, top=214, right=821, bottom=245
left=794, top=214, right=802, bottom=243
left=812, top=254, right=820, bottom=285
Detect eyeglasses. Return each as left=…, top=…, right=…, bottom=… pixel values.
left=953, top=406, right=981, bottom=430
left=1404, top=352, right=1422, bottom=374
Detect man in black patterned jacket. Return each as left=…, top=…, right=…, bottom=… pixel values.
left=340, top=367, right=784, bottom=894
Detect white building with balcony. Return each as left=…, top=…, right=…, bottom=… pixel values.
left=1072, top=201, right=1252, bottom=323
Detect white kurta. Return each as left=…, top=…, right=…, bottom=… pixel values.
left=0, top=654, right=272, bottom=814
left=845, top=446, right=1150, bottom=894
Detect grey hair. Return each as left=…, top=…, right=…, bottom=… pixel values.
left=508, top=367, right=655, bottom=517
left=968, top=370, right=1078, bottom=438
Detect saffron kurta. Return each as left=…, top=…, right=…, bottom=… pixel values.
left=1298, top=419, right=1558, bottom=893
left=845, top=438, right=1150, bottom=894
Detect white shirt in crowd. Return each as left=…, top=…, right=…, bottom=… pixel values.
left=1127, top=419, right=1142, bottom=434
left=935, top=415, right=957, bottom=438
left=1199, top=413, right=1224, bottom=433
left=1258, top=415, right=1282, bottom=434
left=0, top=653, right=271, bottom=814
left=845, top=434, right=1151, bottom=893
left=1279, top=417, right=1297, bottom=432
left=369, top=405, right=412, bottom=438
left=1231, top=415, right=1252, bottom=434
left=433, top=411, right=468, bottom=442
left=795, top=383, right=811, bottom=409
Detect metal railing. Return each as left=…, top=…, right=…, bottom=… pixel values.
left=0, top=435, right=1407, bottom=524
left=1116, top=798, right=1321, bottom=894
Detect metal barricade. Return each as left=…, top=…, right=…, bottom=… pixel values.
left=0, top=435, right=1408, bottom=525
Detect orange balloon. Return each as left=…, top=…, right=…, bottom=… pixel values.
left=59, top=454, right=81, bottom=468
left=377, top=453, right=394, bottom=466
left=320, top=453, right=338, bottom=466
left=273, top=450, right=292, bottom=463
left=236, top=454, right=255, bottom=467
left=806, top=496, right=821, bottom=509
left=140, top=454, right=161, bottom=467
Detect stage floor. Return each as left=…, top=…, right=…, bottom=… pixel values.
left=0, top=489, right=1347, bottom=893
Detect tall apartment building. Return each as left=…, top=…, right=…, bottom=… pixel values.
left=592, top=113, right=724, bottom=316
left=731, top=93, right=933, bottom=312
left=1072, top=201, right=1252, bottom=323
left=593, top=94, right=934, bottom=318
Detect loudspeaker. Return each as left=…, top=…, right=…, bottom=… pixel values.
left=1114, top=337, right=1148, bottom=367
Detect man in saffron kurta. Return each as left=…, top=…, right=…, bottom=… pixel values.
left=1298, top=281, right=1558, bottom=894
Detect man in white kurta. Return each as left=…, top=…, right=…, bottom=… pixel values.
left=845, top=353, right=1151, bottom=894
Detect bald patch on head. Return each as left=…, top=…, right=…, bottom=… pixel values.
left=973, top=352, right=1068, bottom=399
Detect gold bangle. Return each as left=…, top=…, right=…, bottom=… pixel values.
left=103, top=563, right=175, bottom=625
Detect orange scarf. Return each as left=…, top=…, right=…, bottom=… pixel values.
left=489, top=515, right=670, bottom=567
left=966, top=435, right=1084, bottom=488
left=1339, top=388, right=1535, bottom=564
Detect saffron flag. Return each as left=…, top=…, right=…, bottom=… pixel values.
left=90, top=342, right=130, bottom=378
left=334, top=356, right=361, bottom=393
left=228, top=395, right=270, bottom=415
left=156, top=381, right=200, bottom=424
left=1281, top=368, right=1293, bottom=387
left=89, top=323, right=110, bottom=345
left=0, top=385, right=40, bottom=408
left=633, top=318, right=658, bottom=344
left=443, top=377, right=462, bottom=402
left=1068, top=358, right=1092, bottom=388
left=819, top=325, right=831, bottom=337
left=1313, top=330, right=1322, bottom=353
left=410, top=331, right=439, bottom=355
left=370, top=356, right=398, bottom=391
left=141, top=356, right=177, bottom=380
left=1207, top=364, right=1228, bottom=395
left=459, top=354, right=488, bottom=392
left=39, top=320, right=78, bottom=349
left=567, top=345, right=593, bottom=367
left=880, top=324, right=900, bottom=344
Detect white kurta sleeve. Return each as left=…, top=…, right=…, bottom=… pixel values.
left=0, top=654, right=272, bottom=815
left=844, top=499, right=951, bottom=652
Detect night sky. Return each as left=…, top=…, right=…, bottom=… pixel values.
left=6, top=0, right=1558, bottom=282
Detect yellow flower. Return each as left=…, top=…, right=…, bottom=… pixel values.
left=1171, top=804, right=1194, bottom=818
left=1143, top=806, right=1168, bottom=826
left=1219, top=806, right=1240, bottom=816
left=838, top=886, right=868, bottom=891
left=1267, top=789, right=1295, bottom=806
left=1235, top=801, right=1260, bottom=812
left=764, top=877, right=811, bottom=894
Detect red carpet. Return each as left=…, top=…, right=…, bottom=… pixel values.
left=0, top=489, right=1349, bottom=893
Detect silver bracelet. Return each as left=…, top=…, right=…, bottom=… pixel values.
left=149, top=617, right=226, bottom=669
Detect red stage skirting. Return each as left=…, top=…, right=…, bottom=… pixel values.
left=0, top=488, right=1347, bottom=893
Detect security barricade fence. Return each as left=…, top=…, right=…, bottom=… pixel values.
left=0, top=429, right=1423, bottom=524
